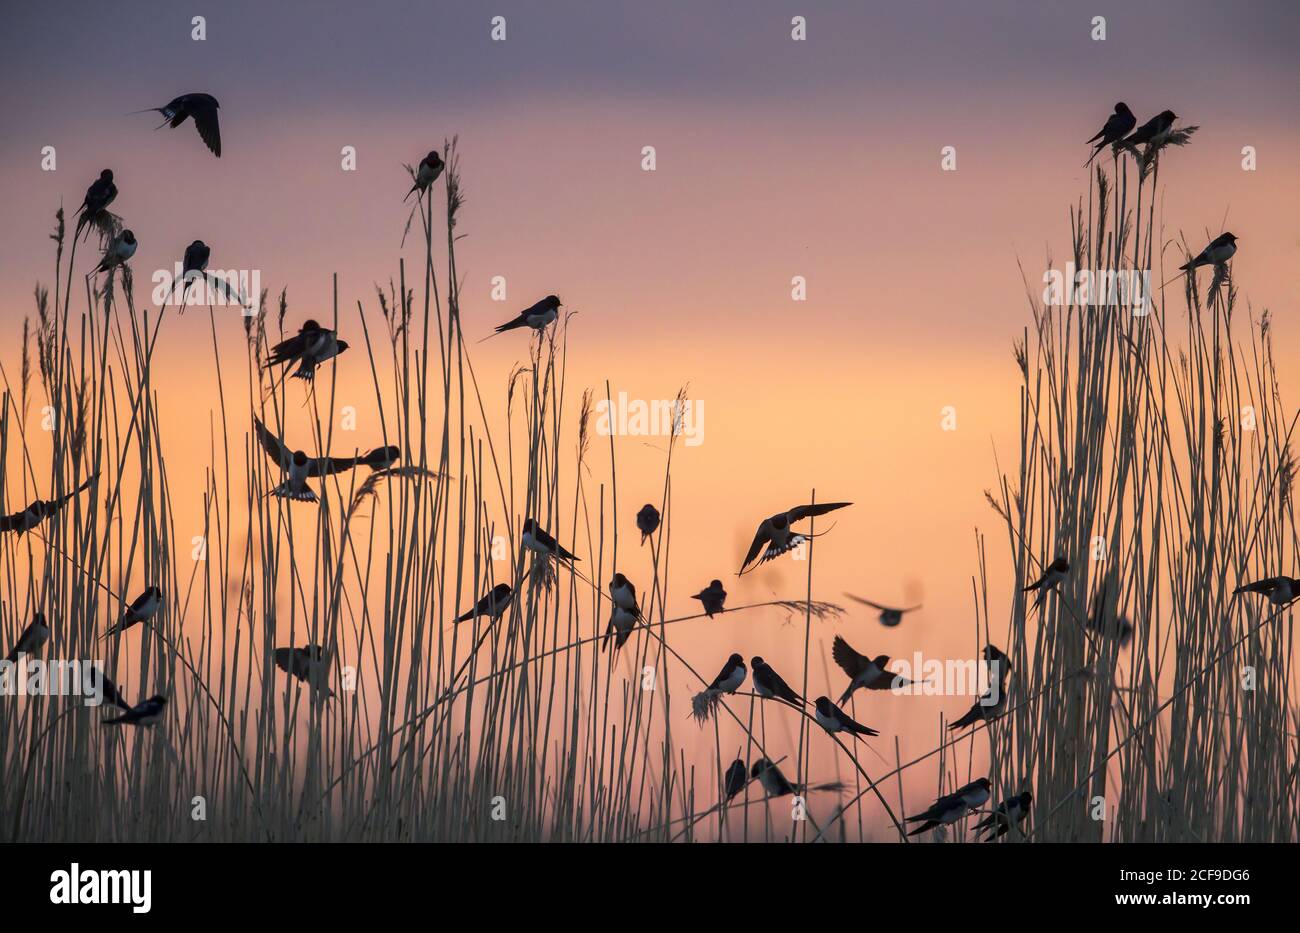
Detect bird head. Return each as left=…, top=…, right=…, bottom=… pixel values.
left=1161, top=110, right=1177, bottom=122
left=750, top=655, right=765, bottom=669
left=32, top=612, right=48, bottom=628
left=545, top=295, right=562, bottom=309
left=610, top=572, right=628, bottom=589
left=300, top=319, right=321, bottom=333
left=1020, top=791, right=1034, bottom=805
left=1223, top=232, right=1238, bottom=243
left=491, top=583, right=512, bottom=600
left=727, top=652, right=743, bottom=667
left=146, top=585, right=163, bottom=600
left=1051, top=556, right=1070, bottom=573
left=975, top=778, right=992, bottom=791
left=709, top=579, right=723, bottom=589
left=427, top=150, right=442, bottom=165
left=100, top=169, right=114, bottom=181
left=292, top=450, right=309, bottom=467
left=1116, top=102, right=1131, bottom=114
left=522, top=517, right=537, bottom=534
left=814, top=696, right=832, bottom=713
left=122, top=230, right=136, bottom=245
left=337, top=340, right=350, bottom=354
left=750, top=758, right=773, bottom=778
left=148, top=695, right=169, bottom=706
left=872, top=654, right=891, bottom=668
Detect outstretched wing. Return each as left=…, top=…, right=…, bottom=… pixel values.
left=45, top=471, right=100, bottom=513
left=254, top=417, right=293, bottom=470
left=831, top=635, right=870, bottom=678
left=307, top=455, right=359, bottom=478
left=788, top=501, right=852, bottom=522
left=739, top=521, right=772, bottom=572
left=190, top=99, right=221, bottom=157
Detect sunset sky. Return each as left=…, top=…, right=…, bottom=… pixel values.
left=1, top=1, right=1297, bottom=834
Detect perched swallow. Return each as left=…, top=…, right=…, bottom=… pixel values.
left=905, top=778, right=992, bottom=836
left=74, top=169, right=117, bottom=241
left=1233, top=575, right=1300, bottom=607
left=609, top=573, right=639, bottom=612
left=521, top=518, right=579, bottom=562
left=750, top=758, right=844, bottom=798
left=831, top=635, right=919, bottom=704
left=1085, top=102, right=1137, bottom=165
left=723, top=758, right=748, bottom=801
left=491, top=295, right=562, bottom=337
left=739, top=502, right=852, bottom=573
left=1123, top=110, right=1177, bottom=149
left=948, top=685, right=1008, bottom=731
left=405, top=150, right=445, bottom=201
left=273, top=645, right=334, bottom=698
left=359, top=445, right=401, bottom=471
left=254, top=416, right=363, bottom=503
left=174, top=239, right=211, bottom=304
left=976, top=790, right=1033, bottom=840
left=813, top=696, right=879, bottom=739
left=751, top=656, right=804, bottom=706
left=93, top=230, right=137, bottom=275
left=982, top=644, right=1011, bottom=681
left=264, top=320, right=349, bottom=382
left=104, top=586, right=163, bottom=638
left=1180, top=233, right=1238, bottom=272
left=102, top=694, right=168, bottom=727
left=453, top=582, right=513, bottom=624
left=1023, top=557, right=1069, bottom=592
left=95, top=670, right=133, bottom=711
left=706, top=653, right=747, bottom=694
left=602, top=604, right=639, bottom=653
left=133, top=93, right=221, bottom=157
left=5, top=613, right=50, bottom=663
left=692, top=579, right=727, bottom=617
left=636, top=503, right=660, bottom=545
left=844, top=593, right=921, bottom=627
left=0, top=473, right=97, bottom=534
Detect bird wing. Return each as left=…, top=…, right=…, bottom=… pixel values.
left=739, top=521, right=773, bottom=571
left=45, top=471, right=99, bottom=513
left=831, top=635, right=871, bottom=678
left=307, top=454, right=359, bottom=478
left=1235, top=577, right=1280, bottom=595
left=788, top=502, right=852, bottom=522
left=253, top=417, right=293, bottom=470
left=190, top=100, right=221, bottom=157
left=264, top=332, right=307, bottom=367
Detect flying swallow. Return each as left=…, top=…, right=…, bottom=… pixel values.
left=905, top=778, right=992, bottom=836
left=92, top=229, right=137, bottom=275
left=1179, top=233, right=1238, bottom=272
left=636, top=503, right=660, bottom=545
left=813, top=696, right=879, bottom=739
left=102, top=694, right=168, bottom=727
left=521, top=518, right=579, bottom=562
left=359, top=445, right=401, bottom=471
left=831, top=635, right=919, bottom=704
left=5, top=613, right=50, bottom=663
left=405, top=150, right=445, bottom=201
left=948, top=685, right=1008, bottom=731
left=1086, top=593, right=1134, bottom=646
left=976, top=790, right=1033, bottom=840
left=132, top=93, right=221, bottom=157
left=1085, top=102, right=1137, bottom=165
left=1123, top=110, right=1177, bottom=149
left=844, top=593, right=921, bottom=627
left=74, top=169, right=117, bottom=241
left=1233, top=575, right=1300, bottom=607
left=602, top=604, right=639, bottom=653
left=103, top=586, right=163, bottom=638
left=488, top=295, right=562, bottom=338
left=254, top=416, right=363, bottom=503
left=0, top=473, right=97, bottom=534
left=453, top=582, right=513, bottom=624
left=264, top=320, right=349, bottom=382
left=173, top=239, right=211, bottom=305
left=273, top=645, right=334, bottom=698
left=751, top=656, right=804, bottom=706
left=692, top=579, right=727, bottom=617
left=1023, top=556, right=1069, bottom=592
left=751, top=758, right=844, bottom=798
left=723, top=758, right=748, bottom=801
left=738, top=501, right=852, bottom=573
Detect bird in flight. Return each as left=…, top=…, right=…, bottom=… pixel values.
left=359, top=445, right=401, bottom=471
left=273, top=645, right=334, bottom=699
left=405, top=150, right=445, bottom=201
left=905, top=778, right=991, bottom=836
left=1233, top=575, right=1300, bottom=608
left=1123, top=109, right=1177, bottom=150
left=103, top=586, right=163, bottom=638
left=92, top=230, right=137, bottom=276
left=751, top=656, right=804, bottom=706
left=254, top=416, right=364, bottom=503
left=74, top=169, right=117, bottom=242
left=844, top=593, right=921, bottom=627
left=102, top=695, right=168, bottom=727
left=636, top=503, right=660, bottom=545
left=521, top=518, right=579, bottom=563
left=813, top=696, right=879, bottom=740
left=1084, top=102, right=1136, bottom=166
left=738, top=501, right=851, bottom=573
left=0, top=473, right=97, bottom=535
left=831, top=635, right=920, bottom=704
left=132, top=93, right=221, bottom=157
left=975, top=790, right=1033, bottom=841
left=691, top=579, right=727, bottom=617
left=485, top=295, right=563, bottom=340
left=264, top=320, right=349, bottom=384
left=5, top=613, right=50, bottom=663
left=453, top=583, right=513, bottom=625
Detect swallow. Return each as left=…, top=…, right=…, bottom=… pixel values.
left=1085, top=102, right=1137, bottom=165
left=609, top=572, right=640, bottom=612
left=692, top=579, right=727, bottom=617
left=521, top=518, right=579, bottom=562
left=738, top=502, right=852, bottom=573
left=948, top=685, right=1008, bottom=731
left=982, top=644, right=1011, bottom=681
left=102, top=695, right=168, bottom=727
left=405, top=150, right=445, bottom=201
left=92, top=230, right=137, bottom=275
left=1086, top=603, right=1134, bottom=646
left=489, top=295, right=562, bottom=338
left=103, top=586, right=163, bottom=638
left=813, top=696, right=879, bottom=739
left=751, top=656, right=804, bottom=706
left=844, top=593, right=921, bottom=627
left=976, top=791, right=1033, bottom=840
left=74, top=169, right=117, bottom=241
left=273, top=645, right=334, bottom=698
left=359, top=445, right=401, bottom=471
left=0, top=473, right=97, bottom=534
left=174, top=239, right=211, bottom=305
left=751, top=758, right=844, bottom=798
left=1233, top=575, right=1300, bottom=607
left=706, top=653, right=747, bottom=694
left=636, top=503, right=660, bottom=544
left=602, top=604, right=639, bottom=653
left=1179, top=233, right=1238, bottom=272
left=905, top=778, right=992, bottom=836
left=132, top=93, right=221, bottom=157
left=1023, top=556, right=1069, bottom=592
left=5, top=613, right=50, bottom=663
left=1123, top=110, right=1177, bottom=149
left=831, top=635, right=919, bottom=704
left=453, top=582, right=513, bottom=624
left=254, top=416, right=363, bottom=503
left=263, top=320, right=349, bottom=382
left=723, top=758, right=748, bottom=801
left=95, top=671, right=133, bottom=711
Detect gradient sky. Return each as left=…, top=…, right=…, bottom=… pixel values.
left=1, top=1, right=1298, bottom=835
